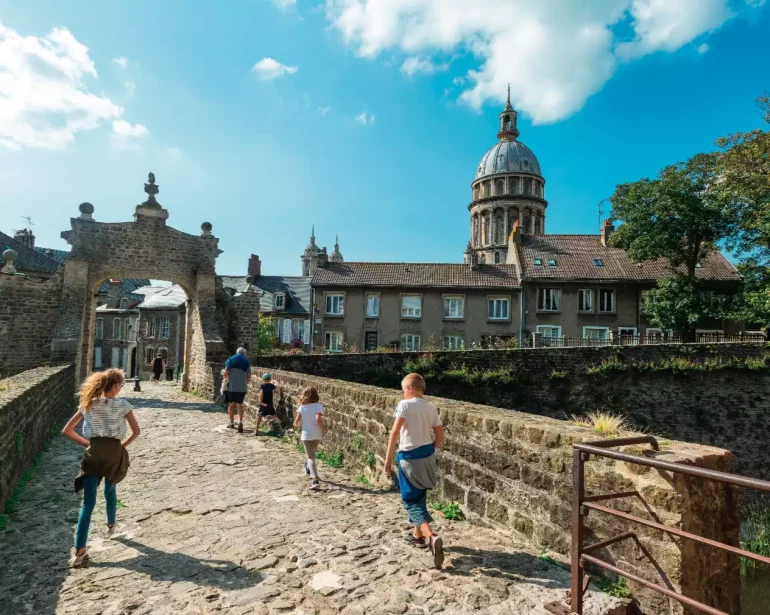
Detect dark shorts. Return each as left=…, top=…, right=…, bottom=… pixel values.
left=258, top=405, right=276, bottom=417
left=153, top=370, right=162, bottom=381
left=227, top=391, right=246, bottom=404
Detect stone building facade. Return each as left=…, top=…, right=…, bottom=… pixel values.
left=134, top=284, right=188, bottom=379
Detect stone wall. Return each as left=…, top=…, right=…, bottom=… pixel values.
left=252, top=368, right=739, bottom=615
left=260, top=343, right=770, bottom=482
left=0, top=272, right=65, bottom=377
left=0, top=365, right=76, bottom=512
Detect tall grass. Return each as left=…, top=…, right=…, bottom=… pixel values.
left=571, top=411, right=628, bottom=436
left=741, top=500, right=770, bottom=575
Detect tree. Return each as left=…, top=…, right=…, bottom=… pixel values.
left=253, top=314, right=276, bottom=355
left=717, top=94, right=770, bottom=268
left=607, top=152, right=737, bottom=337
left=731, top=261, right=770, bottom=331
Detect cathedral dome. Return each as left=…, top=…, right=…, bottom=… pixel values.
left=475, top=140, right=541, bottom=180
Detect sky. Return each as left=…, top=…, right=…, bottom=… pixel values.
left=1, top=0, right=769, bottom=277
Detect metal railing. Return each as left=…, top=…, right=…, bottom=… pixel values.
left=533, top=332, right=765, bottom=348
left=545, top=436, right=770, bottom=615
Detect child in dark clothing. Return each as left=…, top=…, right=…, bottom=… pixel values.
left=255, top=373, right=277, bottom=435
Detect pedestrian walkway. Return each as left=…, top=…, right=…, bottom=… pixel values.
left=0, top=383, right=623, bottom=615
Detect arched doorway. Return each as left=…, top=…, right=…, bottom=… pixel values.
left=50, top=173, right=227, bottom=395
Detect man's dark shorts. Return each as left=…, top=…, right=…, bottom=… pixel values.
left=258, top=405, right=276, bottom=417
left=227, top=391, right=246, bottom=404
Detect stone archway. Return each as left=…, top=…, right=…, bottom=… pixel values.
left=50, top=173, right=226, bottom=394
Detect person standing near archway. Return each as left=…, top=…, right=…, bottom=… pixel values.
left=151, top=353, right=166, bottom=385
left=224, top=347, right=251, bottom=433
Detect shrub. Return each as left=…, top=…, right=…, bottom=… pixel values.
left=596, top=576, right=632, bottom=599
left=571, top=412, right=628, bottom=436
left=355, top=474, right=373, bottom=488
left=317, top=449, right=344, bottom=468
left=365, top=451, right=376, bottom=469
left=431, top=501, right=465, bottom=521
left=586, top=360, right=625, bottom=375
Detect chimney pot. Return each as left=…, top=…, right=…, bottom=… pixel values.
left=600, top=219, right=614, bottom=247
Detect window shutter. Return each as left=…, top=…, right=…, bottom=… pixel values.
left=283, top=319, right=292, bottom=343
left=303, top=320, right=311, bottom=344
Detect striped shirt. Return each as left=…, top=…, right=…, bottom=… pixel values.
left=81, top=398, right=133, bottom=440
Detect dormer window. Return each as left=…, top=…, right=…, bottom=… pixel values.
left=275, top=293, right=286, bottom=310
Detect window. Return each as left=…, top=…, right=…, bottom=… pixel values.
left=533, top=258, right=543, bottom=266
left=578, top=289, right=593, bottom=313
left=599, top=289, right=615, bottom=313
left=159, top=348, right=169, bottom=361
left=536, top=325, right=562, bottom=339
left=95, top=318, right=104, bottom=340
left=494, top=217, right=504, bottom=244
left=645, top=328, right=664, bottom=343
left=365, top=294, right=380, bottom=318
left=274, top=318, right=283, bottom=338
left=618, top=327, right=637, bottom=345
left=119, top=298, right=129, bottom=309
left=113, top=318, right=121, bottom=340
left=494, top=252, right=501, bottom=264
left=443, top=296, right=465, bottom=319
left=593, top=258, right=604, bottom=267
left=161, top=317, right=170, bottom=339
left=275, top=293, right=285, bottom=309
left=538, top=288, right=560, bottom=312
left=150, top=317, right=157, bottom=337
left=401, top=334, right=421, bottom=352
left=443, top=335, right=464, bottom=350
left=401, top=295, right=422, bottom=318
left=124, top=319, right=130, bottom=340
left=325, top=294, right=344, bottom=315
left=583, top=326, right=610, bottom=340
left=293, top=319, right=305, bottom=342
left=547, top=259, right=556, bottom=267
left=325, top=331, right=343, bottom=352
left=488, top=297, right=510, bottom=320
left=146, top=347, right=154, bottom=364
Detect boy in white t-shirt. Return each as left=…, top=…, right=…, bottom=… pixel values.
left=384, top=372, right=445, bottom=569
left=293, top=387, right=326, bottom=490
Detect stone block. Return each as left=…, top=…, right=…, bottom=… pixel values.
left=467, top=489, right=487, bottom=516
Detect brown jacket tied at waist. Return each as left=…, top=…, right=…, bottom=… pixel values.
left=74, top=437, right=130, bottom=492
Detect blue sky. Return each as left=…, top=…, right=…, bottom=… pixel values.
left=1, top=0, right=769, bottom=276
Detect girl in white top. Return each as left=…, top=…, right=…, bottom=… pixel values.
left=62, top=369, right=141, bottom=568
left=293, top=387, right=326, bottom=490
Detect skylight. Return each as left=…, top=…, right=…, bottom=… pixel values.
left=593, top=258, right=604, bottom=267
left=547, top=259, right=557, bottom=267
left=534, top=258, right=543, bottom=266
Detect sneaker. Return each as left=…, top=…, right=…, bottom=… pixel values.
left=107, top=524, right=116, bottom=537
left=429, top=535, right=445, bottom=570
left=227, top=423, right=236, bottom=429
left=309, top=480, right=320, bottom=490
left=237, top=423, right=244, bottom=434
left=70, top=551, right=89, bottom=568
left=405, top=534, right=428, bottom=549
left=303, top=462, right=311, bottom=476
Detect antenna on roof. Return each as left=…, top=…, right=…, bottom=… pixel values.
left=20, top=215, right=34, bottom=228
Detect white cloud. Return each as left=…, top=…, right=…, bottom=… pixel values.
left=112, top=119, right=147, bottom=137
left=272, top=0, right=297, bottom=7
left=355, top=111, right=375, bottom=125
left=252, top=57, right=298, bottom=80
left=124, top=80, right=136, bottom=93
left=325, top=0, right=743, bottom=124
left=112, top=56, right=128, bottom=68
left=697, top=42, right=709, bottom=53
left=319, top=106, right=331, bottom=116
left=0, top=22, right=127, bottom=149
left=401, top=55, right=448, bottom=76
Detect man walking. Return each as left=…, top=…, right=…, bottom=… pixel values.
left=224, top=347, right=251, bottom=433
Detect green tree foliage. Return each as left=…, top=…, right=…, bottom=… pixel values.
left=642, top=278, right=733, bottom=333
left=731, top=262, right=770, bottom=329
left=253, top=314, right=276, bottom=354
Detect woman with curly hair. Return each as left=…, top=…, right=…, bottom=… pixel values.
left=62, top=368, right=141, bottom=567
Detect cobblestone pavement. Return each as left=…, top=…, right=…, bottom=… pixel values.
left=0, top=383, right=622, bottom=615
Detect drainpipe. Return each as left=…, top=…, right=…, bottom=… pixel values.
left=309, top=288, right=315, bottom=353
left=518, top=286, right=525, bottom=346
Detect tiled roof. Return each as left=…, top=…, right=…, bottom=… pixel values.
left=518, top=235, right=741, bottom=282
left=312, top=262, right=521, bottom=288
left=220, top=275, right=312, bottom=315
left=0, top=231, right=61, bottom=275
left=35, top=246, right=69, bottom=265
left=97, top=279, right=152, bottom=300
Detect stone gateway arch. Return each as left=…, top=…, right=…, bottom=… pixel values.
left=50, top=174, right=227, bottom=393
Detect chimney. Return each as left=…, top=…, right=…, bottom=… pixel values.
left=248, top=254, right=262, bottom=278
left=509, top=220, right=522, bottom=245
left=600, top=219, right=614, bottom=247
left=14, top=229, right=35, bottom=249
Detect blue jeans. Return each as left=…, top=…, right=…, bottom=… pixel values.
left=75, top=474, right=117, bottom=549
left=397, top=444, right=435, bottom=527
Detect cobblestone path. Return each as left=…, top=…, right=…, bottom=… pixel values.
left=0, top=383, right=621, bottom=615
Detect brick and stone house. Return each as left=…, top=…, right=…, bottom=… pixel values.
left=1, top=229, right=62, bottom=279
left=134, top=284, right=188, bottom=379
left=304, top=93, right=743, bottom=352
left=93, top=279, right=149, bottom=375
left=221, top=254, right=312, bottom=350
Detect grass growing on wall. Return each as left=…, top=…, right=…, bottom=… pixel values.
left=431, top=501, right=465, bottom=521
left=571, top=412, right=628, bottom=435
left=741, top=499, right=770, bottom=575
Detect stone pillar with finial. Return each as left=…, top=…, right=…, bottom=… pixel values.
left=78, top=202, right=95, bottom=221
left=201, top=222, right=213, bottom=237
left=2, top=249, right=18, bottom=274
left=134, top=172, right=169, bottom=223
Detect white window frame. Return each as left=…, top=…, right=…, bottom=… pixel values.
left=150, top=317, right=157, bottom=338
left=578, top=289, right=594, bottom=313
left=293, top=319, right=305, bottom=342
left=400, top=294, right=422, bottom=319
left=583, top=326, right=610, bottom=341
left=161, top=317, right=170, bottom=340
left=443, top=295, right=465, bottom=320
left=536, top=325, right=562, bottom=339
left=537, top=288, right=560, bottom=312
left=325, top=330, right=343, bottom=352
left=325, top=293, right=345, bottom=316
left=113, top=318, right=121, bottom=340
left=443, top=335, right=464, bottom=350
left=488, top=296, right=510, bottom=321
left=95, top=318, right=104, bottom=340
left=599, top=289, right=615, bottom=314
left=275, top=293, right=285, bottom=310
left=365, top=293, right=380, bottom=318
left=274, top=317, right=283, bottom=339
left=401, top=334, right=421, bottom=352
